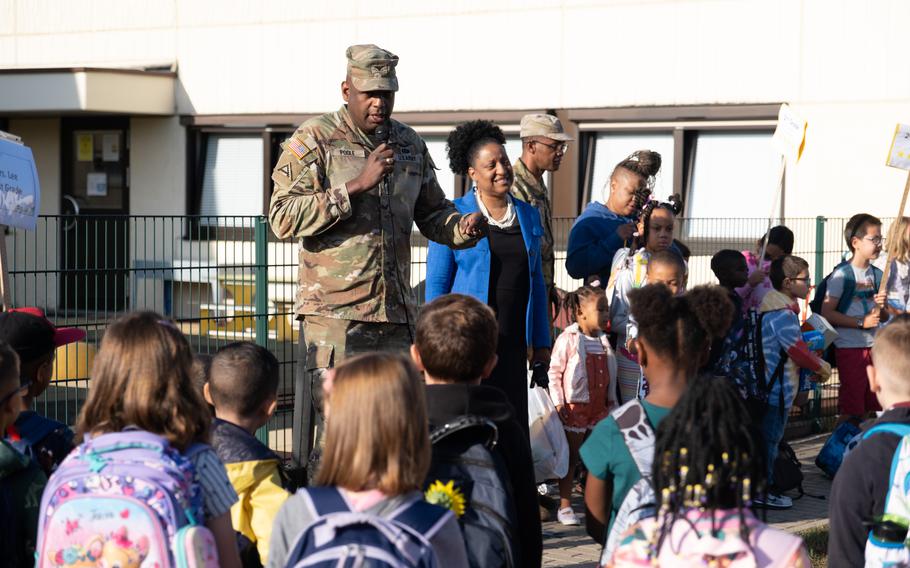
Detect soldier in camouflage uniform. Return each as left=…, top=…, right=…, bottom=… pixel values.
left=269, top=44, right=486, bottom=481
left=510, top=114, right=574, bottom=308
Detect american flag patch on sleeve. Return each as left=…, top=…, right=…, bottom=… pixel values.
left=287, top=135, right=317, bottom=161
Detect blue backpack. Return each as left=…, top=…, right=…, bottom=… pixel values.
left=713, top=309, right=787, bottom=412
left=284, top=487, right=449, bottom=568
left=809, top=261, right=883, bottom=316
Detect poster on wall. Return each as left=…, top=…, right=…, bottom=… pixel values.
left=77, top=133, right=93, bottom=162
left=102, top=134, right=119, bottom=162
left=86, top=172, right=108, bottom=197
left=0, top=136, right=40, bottom=231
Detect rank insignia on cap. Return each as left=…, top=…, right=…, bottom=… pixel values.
left=287, top=136, right=317, bottom=161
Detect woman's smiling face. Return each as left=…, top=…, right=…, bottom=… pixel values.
left=469, top=142, right=513, bottom=196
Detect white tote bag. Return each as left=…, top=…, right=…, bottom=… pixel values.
left=528, top=378, right=569, bottom=482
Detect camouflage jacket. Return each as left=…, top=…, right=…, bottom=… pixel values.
left=511, top=158, right=555, bottom=291
left=269, top=106, right=475, bottom=323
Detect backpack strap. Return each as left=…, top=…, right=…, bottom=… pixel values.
left=863, top=423, right=910, bottom=441
left=429, top=415, right=498, bottom=450
left=612, top=400, right=656, bottom=478
left=302, top=486, right=352, bottom=517
left=391, top=498, right=451, bottom=540
left=836, top=263, right=857, bottom=315
left=872, top=265, right=884, bottom=293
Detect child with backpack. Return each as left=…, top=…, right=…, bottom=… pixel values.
left=883, top=216, right=910, bottom=315
left=581, top=284, right=733, bottom=561
left=608, top=197, right=684, bottom=404
left=829, top=315, right=910, bottom=567
left=0, top=308, right=85, bottom=476
left=414, top=294, right=540, bottom=567
left=819, top=213, right=889, bottom=423
left=268, top=352, right=468, bottom=568
left=36, top=312, right=241, bottom=567
left=736, top=225, right=794, bottom=313
left=608, top=375, right=810, bottom=567
left=0, top=341, right=48, bottom=565
left=205, top=342, right=289, bottom=567
left=705, top=249, right=749, bottom=372
left=548, top=285, right=617, bottom=527
left=754, top=256, right=831, bottom=510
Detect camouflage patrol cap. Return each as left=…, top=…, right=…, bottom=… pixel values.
left=346, top=44, right=399, bottom=92
left=520, top=114, right=574, bottom=141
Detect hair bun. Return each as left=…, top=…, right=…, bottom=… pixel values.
left=625, top=150, right=662, bottom=178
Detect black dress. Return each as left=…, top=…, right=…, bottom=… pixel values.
left=485, top=223, right=531, bottom=431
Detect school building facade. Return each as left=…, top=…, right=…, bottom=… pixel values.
left=1, top=0, right=909, bottom=314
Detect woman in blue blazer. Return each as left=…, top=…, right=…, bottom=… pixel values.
left=426, top=120, right=551, bottom=429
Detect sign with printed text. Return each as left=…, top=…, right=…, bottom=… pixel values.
left=0, top=138, right=40, bottom=230
left=772, top=104, right=807, bottom=162
left=887, top=124, right=910, bottom=170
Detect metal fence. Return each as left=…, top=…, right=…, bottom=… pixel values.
left=9, top=214, right=894, bottom=451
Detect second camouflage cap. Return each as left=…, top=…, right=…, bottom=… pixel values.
left=520, top=114, right=574, bottom=141
left=346, top=44, right=399, bottom=92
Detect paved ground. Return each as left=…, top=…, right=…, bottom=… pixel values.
left=541, top=434, right=831, bottom=566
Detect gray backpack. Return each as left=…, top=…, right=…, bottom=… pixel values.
left=600, top=400, right=657, bottom=563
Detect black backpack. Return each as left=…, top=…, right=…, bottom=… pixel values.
left=425, top=416, right=518, bottom=568
left=771, top=441, right=824, bottom=500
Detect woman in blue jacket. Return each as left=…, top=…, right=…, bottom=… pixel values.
left=565, top=150, right=662, bottom=285
left=426, top=120, right=551, bottom=428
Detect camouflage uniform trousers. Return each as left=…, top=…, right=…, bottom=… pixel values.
left=294, top=315, right=413, bottom=483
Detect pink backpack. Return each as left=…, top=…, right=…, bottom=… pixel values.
left=36, top=430, right=219, bottom=567
left=608, top=509, right=808, bottom=567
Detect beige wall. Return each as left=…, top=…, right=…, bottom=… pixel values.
left=129, top=117, right=185, bottom=215
left=3, top=0, right=910, bottom=219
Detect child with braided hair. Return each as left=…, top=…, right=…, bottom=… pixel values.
left=607, top=196, right=684, bottom=403
left=548, top=285, right=617, bottom=525
left=581, top=284, right=733, bottom=560
left=608, top=375, right=810, bottom=567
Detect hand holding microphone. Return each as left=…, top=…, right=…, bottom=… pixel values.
left=346, top=122, right=395, bottom=196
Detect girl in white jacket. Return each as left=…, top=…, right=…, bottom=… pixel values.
left=548, top=285, right=618, bottom=526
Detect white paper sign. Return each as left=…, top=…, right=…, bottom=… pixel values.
left=772, top=103, right=807, bottom=162
left=86, top=172, right=108, bottom=197
left=102, top=134, right=119, bottom=162
left=0, top=138, right=40, bottom=230
left=887, top=124, right=910, bottom=170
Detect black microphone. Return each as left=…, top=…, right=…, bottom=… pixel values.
left=374, top=121, right=392, bottom=197
left=374, top=122, right=390, bottom=144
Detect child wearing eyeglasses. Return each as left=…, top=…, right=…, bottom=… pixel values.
left=0, top=341, right=48, bottom=565
left=754, top=255, right=831, bottom=511
left=820, top=214, right=889, bottom=425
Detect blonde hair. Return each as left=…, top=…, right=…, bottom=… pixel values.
left=872, top=316, right=910, bottom=396
left=76, top=312, right=210, bottom=450
left=889, top=217, right=910, bottom=264
left=315, top=352, right=430, bottom=495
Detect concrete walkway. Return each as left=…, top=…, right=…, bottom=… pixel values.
left=541, top=434, right=831, bottom=566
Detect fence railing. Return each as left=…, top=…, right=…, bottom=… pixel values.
left=10, top=214, right=894, bottom=451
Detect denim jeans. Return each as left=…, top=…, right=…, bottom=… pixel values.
left=760, top=404, right=789, bottom=487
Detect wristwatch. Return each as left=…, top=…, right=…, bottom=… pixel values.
left=856, top=318, right=864, bottom=329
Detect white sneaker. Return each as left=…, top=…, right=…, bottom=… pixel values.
left=753, top=493, right=793, bottom=510
left=557, top=506, right=580, bottom=526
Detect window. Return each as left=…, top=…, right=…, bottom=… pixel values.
left=588, top=132, right=675, bottom=205
left=199, top=135, right=264, bottom=226
left=684, top=131, right=779, bottom=238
